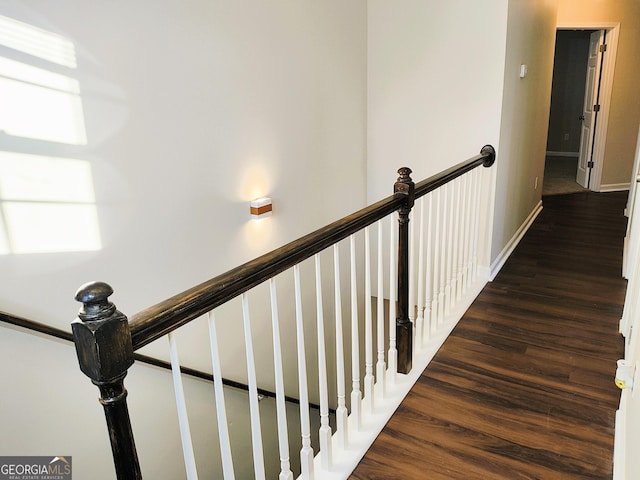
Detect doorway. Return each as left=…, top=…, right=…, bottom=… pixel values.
left=544, top=30, right=596, bottom=196
left=543, top=24, right=620, bottom=195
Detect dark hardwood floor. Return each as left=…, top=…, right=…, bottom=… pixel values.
left=351, top=192, right=628, bottom=479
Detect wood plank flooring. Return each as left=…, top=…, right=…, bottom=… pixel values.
left=351, top=192, right=628, bottom=480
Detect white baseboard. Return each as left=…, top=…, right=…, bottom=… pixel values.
left=614, top=395, right=626, bottom=480
left=600, top=183, right=630, bottom=193
left=489, top=201, right=543, bottom=280
left=546, top=151, right=579, bottom=158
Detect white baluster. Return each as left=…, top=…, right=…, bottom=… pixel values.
left=438, top=186, right=446, bottom=324
left=445, top=182, right=453, bottom=317
left=376, top=220, right=386, bottom=398
left=364, top=227, right=374, bottom=414
left=432, top=189, right=441, bottom=329
left=408, top=207, right=417, bottom=349
left=463, top=171, right=473, bottom=291
left=314, top=254, right=332, bottom=470
left=207, top=312, right=235, bottom=479
left=387, top=215, right=397, bottom=383
left=456, top=174, right=467, bottom=300
left=267, top=281, right=294, bottom=480
left=241, top=294, right=266, bottom=480
left=333, top=244, right=348, bottom=449
left=424, top=193, right=433, bottom=340
left=471, top=168, right=481, bottom=280
left=416, top=196, right=425, bottom=351
left=350, top=235, right=362, bottom=429
left=294, top=265, right=314, bottom=478
left=451, top=177, right=461, bottom=306
left=168, top=332, right=199, bottom=480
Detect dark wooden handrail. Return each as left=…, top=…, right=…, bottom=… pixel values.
left=414, top=145, right=496, bottom=198
left=129, top=197, right=403, bottom=349
left=0, top=310, right=318, bottom=408
left=1, top=310, right=74, bottom=342
left=128, top=145, right=495, bottom=350
left=70, top=145, right=495, bottom=479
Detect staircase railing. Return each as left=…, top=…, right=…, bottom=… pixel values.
left=71, top=145, right=496, bottom=479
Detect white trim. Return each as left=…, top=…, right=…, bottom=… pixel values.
left=545, top=151, right=579, bottom=158
left=556, top=23, right=620, bottom=192
left=613, top=395, right=627, bottom=480
left=489, top=201, right=543, bottom=280
left=600, top=183, right=630, bottom=193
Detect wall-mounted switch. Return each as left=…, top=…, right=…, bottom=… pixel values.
left=519, top=64, right=528, bottom=78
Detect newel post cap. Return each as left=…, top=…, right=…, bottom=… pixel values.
left=481, top=144, right=496, bottom=167
left=394, top=167, right=415, bottom=211
left=72, top=281, right=134, bottom=383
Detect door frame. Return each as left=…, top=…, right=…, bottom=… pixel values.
left=556, top=22, right=620, bottom=192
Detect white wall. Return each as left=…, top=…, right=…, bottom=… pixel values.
left=0, top=0, right=367, bottom=328
left=0, top=0, right=367, bottom=476
left=367, top=0, right=508, bottom=204
left=491, top=0, right=558, bottom=264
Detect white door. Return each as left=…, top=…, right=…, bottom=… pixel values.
left=576, top=30, right=605, bottom=188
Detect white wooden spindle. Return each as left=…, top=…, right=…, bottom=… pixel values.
left=268, top=280, right=294, bottom=480
left=207, top=313, right=235, bottom=479
left=350, top=235, right=362, bottom=429
left=408, top=208, right=417, bottom=346
left=467, top=169, right=477, bottom=282
left=438, top=186, right=447, bottom=323
left=451, top=177, right=461, bottom=306
left=424, top=193, right=433, bottom=340
left=241, top=294, right=266, bottom=480
left=314, top=254, right=332, bottom=470
left=471, top=168, right=481, bottom=279
left=387, top=215, right=397, bottom=383
left=416, top=196, right=426, bottom=351
left=333, top=244, right=348, bottom=449
left=364, top=227, right=374, bottom=414
left=445, top=182, right=453, bottom=316
left=463, top=172, right=473, bottom=291
left=432, top=189, right=441, bottom=328
left=456, top=174, right=467, bottom=300
left=168, top=332, right=199, bottom=480
left=294, top=265, right=314, bottom=478
left=376, top=220, right=386, bottom=398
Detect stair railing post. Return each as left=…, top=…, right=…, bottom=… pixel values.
left=72, top=281, right=142, bottom=480
left=394, top=167, right=415, bottom=374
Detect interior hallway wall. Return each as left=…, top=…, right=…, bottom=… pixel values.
left=366, top=0, right=508, bottom=205
left=490, top=0, right=558, bottom=265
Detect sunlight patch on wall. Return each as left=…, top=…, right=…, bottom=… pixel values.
left=0, top=152, right=101, bottom=254
left=0, top=57, right=87, bottom=145
left=0, top=15, right=77, bottom=68
left=0, top=213, right=9, bottom=255
left=0, top=16, right=101, bottom=254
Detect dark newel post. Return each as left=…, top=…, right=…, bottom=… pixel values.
left=394, top=167, right=415, bottom=374
left=72, top=282, right=142, bottom=480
